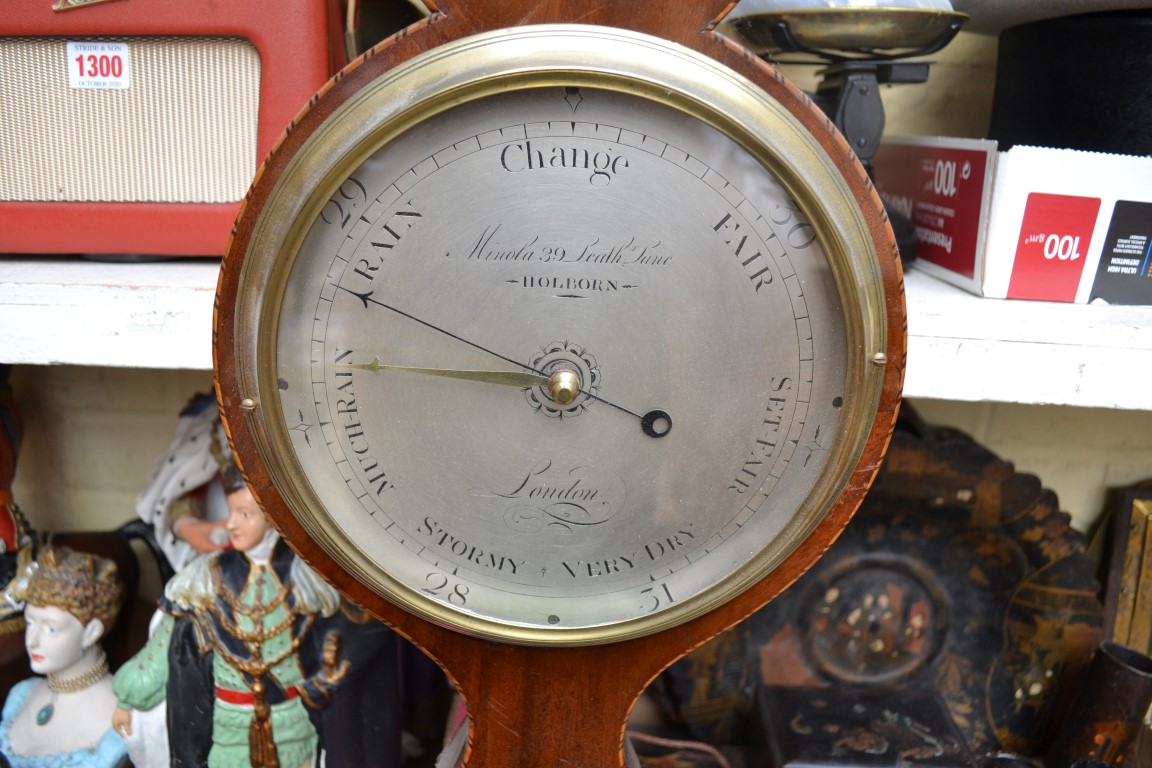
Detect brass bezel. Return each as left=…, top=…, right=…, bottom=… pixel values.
left=231, top=25, right=888, bottom=646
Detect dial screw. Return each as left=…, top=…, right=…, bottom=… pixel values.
left=872, top=353, right=888, bottom=366
left=546, top=369, right=581, bottom=406
left=241, top=398, right=258, bottom=411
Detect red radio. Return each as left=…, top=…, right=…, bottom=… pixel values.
left=0, top=0, right=345, bottom=256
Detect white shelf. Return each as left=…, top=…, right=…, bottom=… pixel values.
left=0, top=258, right=217, bottom=370
left=904, top=268, right=1152, bottom=410
left=2, top=258, right=1150, bottom=410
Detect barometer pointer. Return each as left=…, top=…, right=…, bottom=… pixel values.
left=337, top=359, right=548, bottom=389
left=335, top=284, right=672, bottom=437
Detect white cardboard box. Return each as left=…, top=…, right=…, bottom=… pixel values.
left=872, top=137, right=1152, bottom=305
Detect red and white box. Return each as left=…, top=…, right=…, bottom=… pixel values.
left=871, top=136, right=997, bottom=293
left=872, top=137, right=1152, bottom=305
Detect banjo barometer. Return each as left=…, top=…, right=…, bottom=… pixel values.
left=214, top=2, right=906, bottom=765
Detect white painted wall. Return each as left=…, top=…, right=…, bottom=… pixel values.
left=9, top=366, right=214, bottom=534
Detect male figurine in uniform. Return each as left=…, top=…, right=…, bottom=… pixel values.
left=111, top=464, right=348, bottom=768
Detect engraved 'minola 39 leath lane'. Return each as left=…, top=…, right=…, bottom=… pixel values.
left=268, top=84, right=845, bottom=636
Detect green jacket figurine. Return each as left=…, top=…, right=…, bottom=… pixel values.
left=111, top=466, right=347, bottom=768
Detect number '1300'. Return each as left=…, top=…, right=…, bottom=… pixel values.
left=75, top=54, right=123, bottom=79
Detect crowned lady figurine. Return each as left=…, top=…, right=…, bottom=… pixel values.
left=0, top=546, right=127, bottom=767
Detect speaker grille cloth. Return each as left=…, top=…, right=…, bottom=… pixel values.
left=0, top=36, right=260, bottom=203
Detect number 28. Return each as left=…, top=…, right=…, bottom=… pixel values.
left=422, top=572, right=469, bottom=606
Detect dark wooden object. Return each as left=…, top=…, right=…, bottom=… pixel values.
left=1098, top=481, right=1152, bottom=654
left=214, top=2, right=907, bottom=766
left=750, top=686, right=974, bottom=768
left=664, top=409, right=1104, bottom=757
left=1046, top=642, right=1152, bottom=768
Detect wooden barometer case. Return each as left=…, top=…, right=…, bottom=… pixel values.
left=213, top=1, right=907, bottom=765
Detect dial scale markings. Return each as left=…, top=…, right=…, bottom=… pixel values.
left=271, top=85, right=842, bottom=633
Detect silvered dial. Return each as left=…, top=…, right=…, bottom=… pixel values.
left=235, top=26, right=888, bottom=645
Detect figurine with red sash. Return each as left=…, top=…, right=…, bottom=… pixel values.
left=111, top=464, right=348, bottom=768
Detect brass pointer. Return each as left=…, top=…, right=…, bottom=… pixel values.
left=338, top=357, right=547, bottom=388
left=334, top=285, right=670, bottom=435
left=336, top=357, right=584, bottom=406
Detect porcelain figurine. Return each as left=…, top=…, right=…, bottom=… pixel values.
left=0, top=546, right=127, bottom=767
left=112, top=464, right=348, bottom=768
left=136, top=392, right=234, bottom=572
